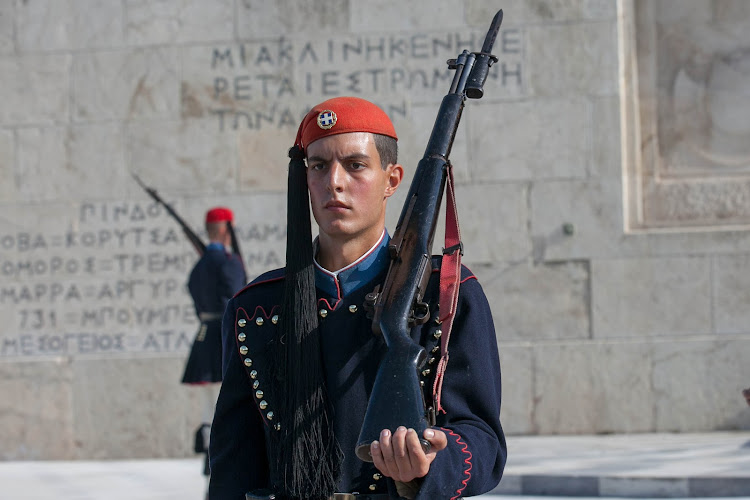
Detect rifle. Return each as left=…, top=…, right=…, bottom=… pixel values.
left=226, top=221, right=245, bottom=273
left=355, top=9, right=503, bottom=462
left=131, top=173, right=207, bottom=256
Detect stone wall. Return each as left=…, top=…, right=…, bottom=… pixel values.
left=1, top=0, right=749, bottom=460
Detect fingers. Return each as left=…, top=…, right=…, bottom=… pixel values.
left=370, top=429, right=392, bottom=479
left=372, top=427, right=433, bottom=482
left=372, top=427, right=407, bottom=480
left=404, top=428, right=430, bottom=478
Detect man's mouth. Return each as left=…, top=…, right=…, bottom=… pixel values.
left=325, top=200, right=349, bottom=209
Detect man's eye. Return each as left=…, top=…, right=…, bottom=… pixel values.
left=310, top=163, right=324, bottom=171
left=350, top=162, right=365, bottom=170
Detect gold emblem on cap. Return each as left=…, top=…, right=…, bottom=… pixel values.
left=317, top=110, right=337, bottom=130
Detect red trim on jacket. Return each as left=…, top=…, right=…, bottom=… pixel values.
left=233, top=275, right=284, bottom=298
left=441, top=427, right=472, bottom=500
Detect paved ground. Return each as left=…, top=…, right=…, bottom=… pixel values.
left=492, top=432, right=750, bottom=498
left=0, top=432, right=748, bottom=499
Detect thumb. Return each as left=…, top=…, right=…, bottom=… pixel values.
left=423, top=428, right=448, bottom=452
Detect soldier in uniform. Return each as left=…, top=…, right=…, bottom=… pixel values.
left=181, top=207, right=247, bottom=487
left=209, top=97, right=506, bottom=499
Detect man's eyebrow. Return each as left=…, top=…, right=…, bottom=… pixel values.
left=306, top=155, right=326, bottom=163
left=342, top=153, right=371, bottom=162
left=307, top=152, right=372, bottom=163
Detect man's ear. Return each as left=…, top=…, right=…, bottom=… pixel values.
left=384, top=163, right=404, bottom=198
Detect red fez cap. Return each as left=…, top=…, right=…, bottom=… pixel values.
left=294, top=96, right=397, bottom=152
left=205, top=207, right=234, bottom=224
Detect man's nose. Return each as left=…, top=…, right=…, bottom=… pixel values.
left=326, top=163, right=345, bottom=192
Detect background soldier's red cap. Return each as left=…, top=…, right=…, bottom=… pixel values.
left=205, top=207, right=234, bottom=224
left=294, top=96, right=398, bottom=152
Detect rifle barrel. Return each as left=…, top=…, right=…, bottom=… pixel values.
left=130, top=172, right=207, bottom=255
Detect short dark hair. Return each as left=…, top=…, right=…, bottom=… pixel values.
left=374, top=134, right=398, bottom=169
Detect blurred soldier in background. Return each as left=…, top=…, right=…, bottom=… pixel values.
left=181, top=207, right=246, bottom=492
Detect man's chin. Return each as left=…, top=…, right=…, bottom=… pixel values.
left=319, top=224, right=353, bottom=239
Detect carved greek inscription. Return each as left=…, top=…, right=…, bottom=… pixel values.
left=185, top=30, right=524, bottom=131
left=0, top=200, right=285, bottom=360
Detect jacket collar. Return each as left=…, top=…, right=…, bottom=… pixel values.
left=313, top=230, right=390, bottom=298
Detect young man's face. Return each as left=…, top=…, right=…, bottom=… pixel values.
left=306, top=132, right=402, bottom=246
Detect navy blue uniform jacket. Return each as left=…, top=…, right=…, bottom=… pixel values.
left=188, top=243, right=247, bottom=318
left=209, top=239, right=506, bottom=499
left=182, top=243, right=246, bottom=384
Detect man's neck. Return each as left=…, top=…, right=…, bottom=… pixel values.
left=316, top=228, right=385, bottom=272
left=207, top=238, right=229, bottom=252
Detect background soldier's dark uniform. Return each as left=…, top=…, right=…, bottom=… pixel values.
left=182, top=207, right=247, bottom=482
left=182, top=240, right=246, bottom=384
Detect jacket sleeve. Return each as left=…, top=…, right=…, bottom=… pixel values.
left=415, top=276, right=506, bottom=499
left=209, top=299, right=269, bottom=500
left=220, top=256, right=247, bottom=302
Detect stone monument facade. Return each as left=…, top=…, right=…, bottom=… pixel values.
left=0, top=0, right=748, bottom=460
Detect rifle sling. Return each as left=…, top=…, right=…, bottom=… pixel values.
left=433, top=164, right=462, bottom=414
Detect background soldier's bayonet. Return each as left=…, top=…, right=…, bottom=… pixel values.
left=131, top=173, right=207, bottom=256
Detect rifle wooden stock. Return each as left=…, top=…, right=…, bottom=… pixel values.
left=355, top=9, right=503, bottom=463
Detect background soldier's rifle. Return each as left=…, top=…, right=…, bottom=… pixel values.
left=355, top=9, right=503, bottom=462
left=226, top=221, right=244, bottom=271
left=131, top=173, right=207, bottom=256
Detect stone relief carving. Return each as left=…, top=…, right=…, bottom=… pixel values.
left=621, top=0, right=750, bottom=230
left=657, top=1, right=750, bottom=172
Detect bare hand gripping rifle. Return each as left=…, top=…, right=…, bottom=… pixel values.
left=131, top=173, right=207, bottom=256
left=355, top=9, right=503, bottom=462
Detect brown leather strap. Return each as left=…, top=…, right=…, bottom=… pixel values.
left=433, top=163, right=462, bottom=413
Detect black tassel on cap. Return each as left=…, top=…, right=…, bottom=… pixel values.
left=272, top=145, right=342, bottom=499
